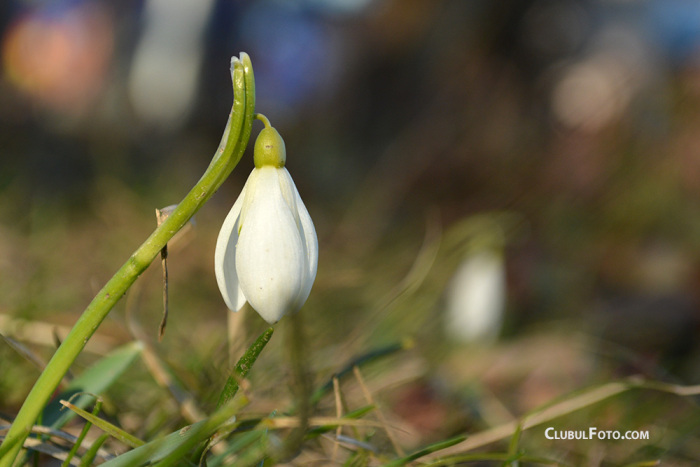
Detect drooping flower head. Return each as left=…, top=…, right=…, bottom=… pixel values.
left=215, top=115, right=318, bottom=324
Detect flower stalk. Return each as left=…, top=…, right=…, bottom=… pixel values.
left=0, top=53, right=256, bottom=466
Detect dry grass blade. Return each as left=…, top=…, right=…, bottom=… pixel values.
left=353, top=365, right=405, bottom=456
left=331, top=376, right=342, bottom=463
left=0, top=333, right=47, bottom=372
left=0, top=314, right=119, bottom=355
left=19, top=437, right=80, bottom=466
left=262, top=416, right=384, bottom=429
left=155, top=205, right=177, bottom=342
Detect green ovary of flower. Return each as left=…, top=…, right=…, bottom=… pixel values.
left=253, top=114, right=286, bottom=168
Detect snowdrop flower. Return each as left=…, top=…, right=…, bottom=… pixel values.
left=215, top=115, right=318, bottom=323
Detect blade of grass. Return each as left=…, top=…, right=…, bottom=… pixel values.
left=61, top=399, right=102, bottom=467
left=12, top=438, right=76, bottom=466
left=0, top=314, right=119, bottom=356
left=383, top=435, right=466, bottom=467
left=0, top=423, right=112, bottom=464
left=60, top=400, right=144, bottom=448
left=206, top=429, right=267, bottom=467
left=331, top=376, right=342, bottom=463
left=78, top=433, right=110, bottom=467
left=261, top=416, right=383, bottom=430
left=0, top=333, right=48, bottom=374
left=216, top=327, right=274, bottom=409
left=506, top=421, right=523, bottom=463
left=619, top=461, right=661, bottom=467
left=225, top=439, right=269, bottom=467
left=329, top=433, right=378, bottom=453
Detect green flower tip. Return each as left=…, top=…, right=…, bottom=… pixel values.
left=253, top=114, right=286, bottom=168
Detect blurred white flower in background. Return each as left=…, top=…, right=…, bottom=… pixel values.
left=128, top=0, right=215, bottom=128
left=445, top=248, right=506, bottom=344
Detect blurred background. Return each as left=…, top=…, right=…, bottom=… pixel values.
left=3, top=0, right=700, bottom=463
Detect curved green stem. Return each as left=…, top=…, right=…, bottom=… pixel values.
left=254, top=113, right=272, bottom=129
left=0, top=53, right=256, bottom=466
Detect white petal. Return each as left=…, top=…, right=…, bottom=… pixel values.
left=236, top=167, right=305, bottom=323
left=214, top=173, right=256, bottom=312
left=278, top=168, right=318, bottom=312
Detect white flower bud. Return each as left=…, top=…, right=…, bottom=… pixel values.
left=215, top=118, right=317, bottom=323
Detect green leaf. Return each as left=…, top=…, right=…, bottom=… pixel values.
left=43, top=341, right=143, bottom=429
left=216, top=327, right=274, bottom=409
left=383, top=436, right=467, bottom=467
